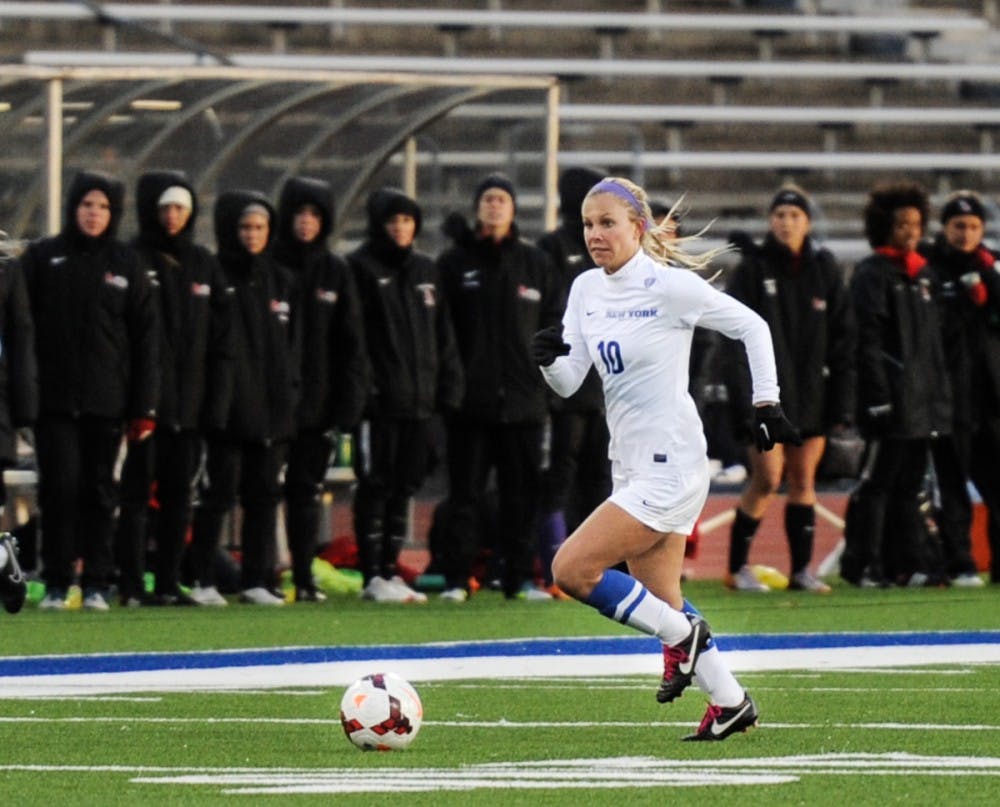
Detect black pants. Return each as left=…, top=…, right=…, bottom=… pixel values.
left=969, top=417, right=1000, bottom=582
left=541, top=409, right=611, bottom=530
left=284, top=429, right=334, bottom=590
left=189, top=437, right=285, bottom=591
left=931, top=432, right=980, bottom=577
left=35, top=414, right=122, bottom=592
left=352, top=417, right=430, bottom=584
left=116, top=429, right=202, bottom=599
left=842, top=437, right=931, bottom=583
left=443, top=418, right=542, bottom=596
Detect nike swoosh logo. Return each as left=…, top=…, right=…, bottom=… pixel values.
left=677, top=622, right=703, bottom=676
left=710, top=701, right=753, bottom=737
left=586, top=310, right=597, bottom=316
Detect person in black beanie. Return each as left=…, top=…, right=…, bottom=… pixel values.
left=921, top=190, right=1000, bottom=585
left=722, top=185, right=856, bottom=593
left=115, top=170, right=235, bottom=606
left=21, top=170, right=158, bottom=610
left=274, top=176, right=369, bottom=602
left=348, top=187, right=463, bottom=602
left=841, top=180, right=952, bottom=587
left=437, top=172, right=563, bottom=601
left=187, top=190, right=300, bottom=606
left=535, top=166, right=611, bottom=595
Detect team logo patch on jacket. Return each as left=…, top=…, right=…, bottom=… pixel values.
left=270, top=299, right=291, bottom=322
left=518, top=284, right=541, bottom=302
left=416, top=283, right=437, bottom=307
left=104, top=272, right=129, bottom=290
left=191, top=282, right=211, bottom=297
left=763, top=278, right=777, bottom=296
left=316, top=288, right=338, bottom=304
left=811, top=297, right=827, bottom=311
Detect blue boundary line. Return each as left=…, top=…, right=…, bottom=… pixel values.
left=1, top=631, right=998, bottom=677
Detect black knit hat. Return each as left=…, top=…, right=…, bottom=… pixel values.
left=473, top=173, right=516, bottom=209
left=769, top=187, right=811, bottom=217
left=940, top=192, right=987, bottom=224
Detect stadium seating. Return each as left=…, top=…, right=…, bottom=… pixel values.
left=0, top=0, right=997, bottom=257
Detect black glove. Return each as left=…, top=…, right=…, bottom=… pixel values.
left=531, top=324, right=571, bottom=367
left=753, top=403, right=802, bottom=452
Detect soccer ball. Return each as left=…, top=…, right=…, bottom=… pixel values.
left=339, top=672, right=423, bottom=751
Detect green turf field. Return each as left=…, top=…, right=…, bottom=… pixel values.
left=1, top=581, right=998, bottom=804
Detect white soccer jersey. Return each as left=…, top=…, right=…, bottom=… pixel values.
left=542, top=249, right=779, bottom=474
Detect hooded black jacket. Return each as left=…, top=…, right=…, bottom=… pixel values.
left=214, top=190, right=300, bottom=443
left=347, top=188, right=463, bottom=420
left=133, top=170, right=234, bottom=432
left=274, top=176, right=368, bottom=431
left=438, top=217, right=561, bottom=425
left=921, top=235, right=1000, bottom=429
left=725, top=233, right=856, bottom=434
left=850, top=250, right=952, bottom=438
left=21, top=171, right=158, bottom=421
left=537, top=166, right=605, bottom=415
left=0, top=245, right=38, bottom=467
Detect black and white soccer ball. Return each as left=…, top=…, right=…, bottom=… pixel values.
left=339, top=672, right=423, bottom=751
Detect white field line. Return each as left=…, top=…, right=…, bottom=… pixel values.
left=1, top=644, right=998, bottom=699
left=0, top=715, right=996, bottom=732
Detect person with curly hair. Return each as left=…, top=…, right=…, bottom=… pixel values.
left=841, top=180, right=952, bottom=587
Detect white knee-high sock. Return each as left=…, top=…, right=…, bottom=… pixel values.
left=692, top=646, right=745, bottom=707
left=584, top=569, right=692, bottom=646
left=682, top=598, right=745, bottom=707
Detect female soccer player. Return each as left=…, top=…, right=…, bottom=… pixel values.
left=532, top=177, right=800, bottom=740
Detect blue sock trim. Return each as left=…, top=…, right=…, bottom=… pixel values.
left=585, top=569, right=641, bottom=623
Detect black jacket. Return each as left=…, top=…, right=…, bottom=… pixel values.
left=922, top=236, right=1000, bottom=429
left=348, top=188, right=463, bottom=420
left=134, top=170, right=234, bottom=432
left=850, top=249, right=952, bottom=438
left=274, top=176, right=368, bottom=432
left=214, top=190, right=300, bottom=443
left=21, top=171, right=158, bottom=421
left=0, top=247, right=38, bottom=466
left=438, top=218, right=561, bottom=424
left=725, top=234, right=856, bottom=435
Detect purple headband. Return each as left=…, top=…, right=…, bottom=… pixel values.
left=589, top=180, right=648, bottom=223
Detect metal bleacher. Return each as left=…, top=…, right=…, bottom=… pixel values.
left=1, top=0, right=999, bottom=257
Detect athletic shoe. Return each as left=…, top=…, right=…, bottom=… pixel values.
left=295, top=586, right=328, bottom=603
left=38, top=589, right=67, bottom=611
left=150, top=589, right=198, bottom=606
left=0, top=533, right=27, bottom=614
left=361, top=575, right=399, bottom=602
left=788, top=569, right=832, bottom=593
left=439, top=586, right=468, bottom=602
left=189, top=585, right=229, bottom=606
left=239, top=586, right=285, bottom=605
left=725, top=565, right=770, bottom=592
left=82, top=589, right=111, bottom=611
left=712, top=464, right=747, bottom=486
left=952, top=573, right=984, bottom=588
left=545, top=583, right=572, bottom=600
left=683, top=692, right=759, bottom=741
left=387, top=575, right=428, bottom=603
left=656, top=614, right=711, bottom=704
left=514, top=582, right=553, bottom=601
